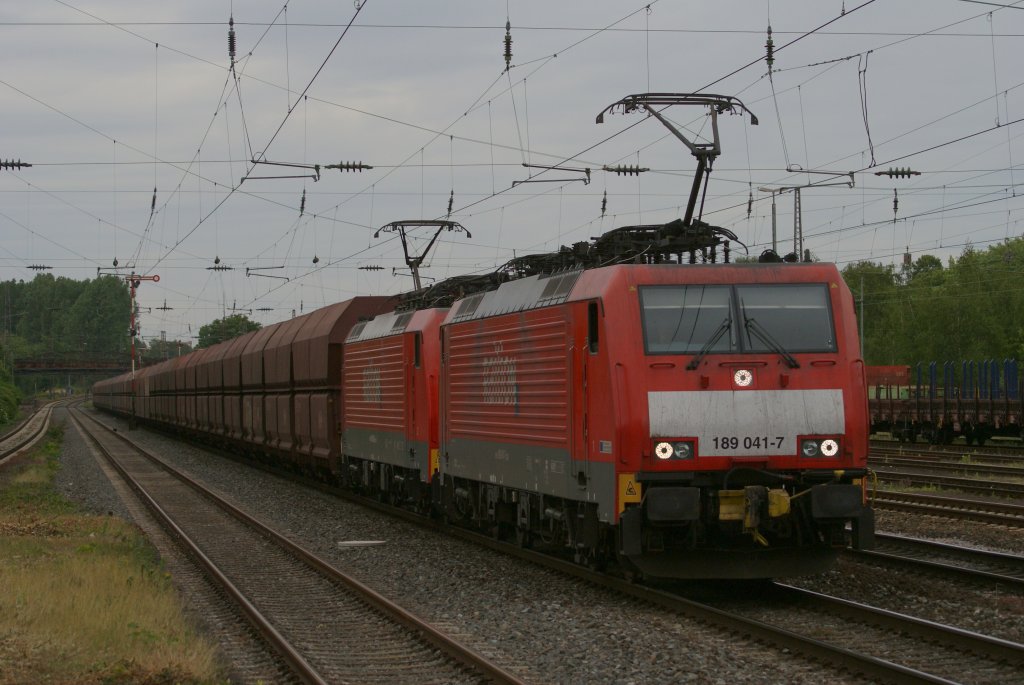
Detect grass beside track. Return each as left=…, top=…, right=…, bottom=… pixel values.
left=0, top=423, right=223, bottom=685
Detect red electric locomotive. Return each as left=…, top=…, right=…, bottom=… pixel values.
left=435, top=258, right=873, bottom=579
left=340, top=307, right=447, bottom=503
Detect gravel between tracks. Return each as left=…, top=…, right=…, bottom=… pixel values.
left=53, top=410, right=134, bottom=521
left=58, top=409, right=1024, bottom=684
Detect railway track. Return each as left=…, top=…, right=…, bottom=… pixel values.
left=846, top=532, right=1024, bottom=590
left=686, top=582, right=1024, bottom=685
left=871, top=439, right=1024, bottom=459
left=428, top=516, right=1024, bottom=684
left=257, top=443, right=1023, bottom=684
left=0, top=399, right=65, bottom=466
left=69, top=408, right=525, bottom=685
left=872, top=469, right=1024, bottom=498
left=870, top=454, right=1024, bottom=480
left=463, top=521, right=1024, bottom=684
left=872, top=490, right=1024, bottom=527
left=871, top=444, right=1024, bottom=467
left=89, top=410, right=1024, bottom=684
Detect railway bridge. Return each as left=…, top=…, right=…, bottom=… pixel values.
left=12, top=357, right=130, bottom=375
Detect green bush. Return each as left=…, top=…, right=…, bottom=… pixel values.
left=0, top=381, right=21, bottom=424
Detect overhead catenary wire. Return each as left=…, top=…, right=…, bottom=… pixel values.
left=146, top=1, right=371, bottom=274
left=5, top=0, right=1023, bottom=338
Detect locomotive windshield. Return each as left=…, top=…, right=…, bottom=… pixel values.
left=736, top=284, right=835, bottom=353
left=640, top=283, right=836, bottom=355
left=640, top=285, right=733, bottom=354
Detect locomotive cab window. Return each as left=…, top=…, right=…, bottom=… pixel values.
left=640, top=283, right=836, bottom=356
left=736, top=284, right=836, bottom=353
left=640, top=285, right=734, bottom=354
left=587, top=301, right=599, bottom=354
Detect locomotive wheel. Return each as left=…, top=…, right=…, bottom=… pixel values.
left=622, top=568, right=644, bottom=584
left=574, top=549, right=606, bottom=572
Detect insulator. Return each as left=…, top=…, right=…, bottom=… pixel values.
left=874, top=167, right=920, bottom=178
left=150, top=187, right=157, bottom=213
left=228, top=16, right=236, bottom=64
left=330, top=161, right=372, bottom=172
left=602, top=164, right=648, bottom=176
left=765, top=25, right=774, bottom=70
left=447, top=189, right=454, bottom=217
left=299, top=188, right=306, bottom=216
left=601, top=190, right=607, bottom=218
left=892, top=188, right=899, bottom=222
left=747, top=189, right=753, bottom=218
left=504, top=20, right=512, bottom=70
left=1, top=159, right=32, bottom=170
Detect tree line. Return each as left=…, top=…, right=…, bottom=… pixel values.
left=0, top=272, right=266, bottom=398
left=841, top=236, right=1024, bottom=366
left=3, top=237, right=1021, bottom=402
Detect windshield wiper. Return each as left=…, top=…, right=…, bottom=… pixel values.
left=743, top=315, right=800, bottom=368
left=686, top=314, right=732, bottom=370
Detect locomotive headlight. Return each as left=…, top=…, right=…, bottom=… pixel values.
left=800, top=439, right=821, bottom=458
left=654, top=440, right=694, bottom=461
left=801, top=438, right=840, bottom=458
left=733, top=369, right=754, bottom=387
left=820, top=439, right=840, bottom=457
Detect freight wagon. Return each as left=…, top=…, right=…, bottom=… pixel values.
left=868, top=360, right=1022, bottom=445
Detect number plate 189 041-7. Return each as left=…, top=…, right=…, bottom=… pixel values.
left=710, top=435, right=785, bottom=452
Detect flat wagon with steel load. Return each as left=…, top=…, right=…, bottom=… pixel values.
left=868, top=360, right=1022, bottom=445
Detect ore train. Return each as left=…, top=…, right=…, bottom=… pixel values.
left=93, top=220, right=875, bottom=579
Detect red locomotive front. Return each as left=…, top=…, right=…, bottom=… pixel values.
left=438, top=261, right=873, bottom=579
left=608, top=262, right=873, bottom=578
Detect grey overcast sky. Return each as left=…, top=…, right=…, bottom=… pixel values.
left=2, top=0, right=1022, bottom=343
